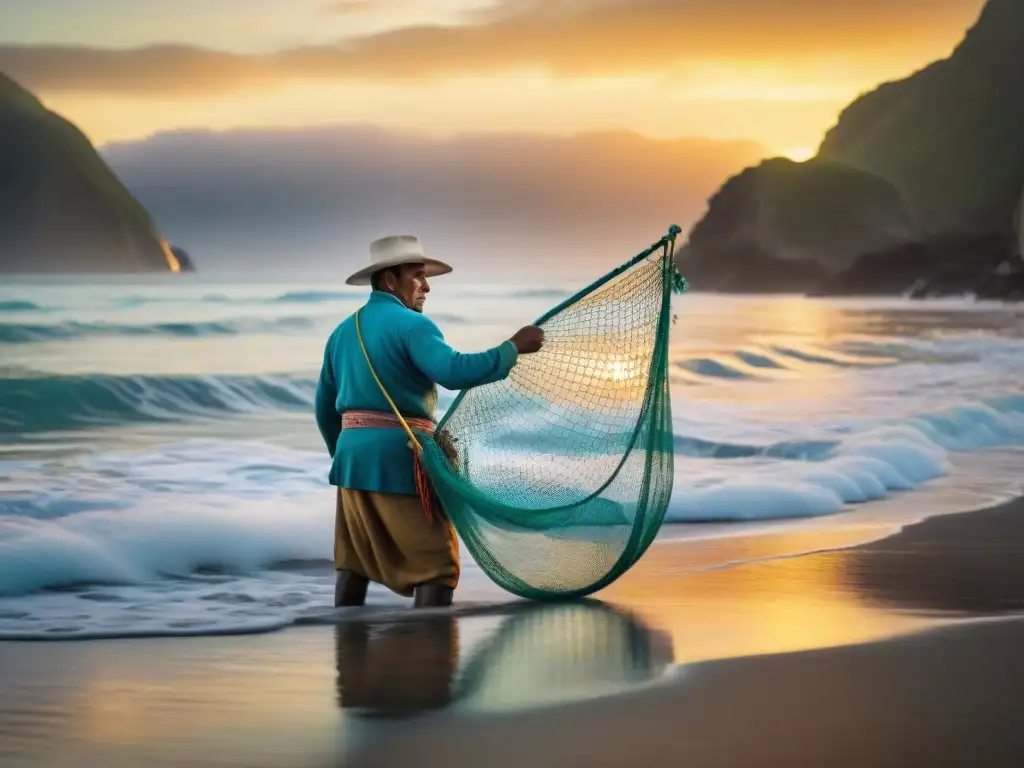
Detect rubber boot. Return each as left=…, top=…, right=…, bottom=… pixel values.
left=335, top=570, right=369, bottom=607
left=414, top=583, right=454, bottom=608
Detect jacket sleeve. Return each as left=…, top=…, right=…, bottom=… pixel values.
left=406, top=316, right=518, bottom=391
left=314, top=331, right=341, bottom=456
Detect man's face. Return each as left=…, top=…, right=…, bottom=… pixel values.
left=385, top=263, right=430, bottom=312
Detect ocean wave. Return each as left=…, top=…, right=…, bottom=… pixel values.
left=480, top=395, right=1024, bottom=521
left=0, top=317, right=314, bottom=343
left=0, top=438, right=375, bottom=614
left=274, top=290, right=364, bottom=303
left=111, top=291, right=363, bottom=309
left=671, top=344, right=894, bottom=383
left=665, top=437, right=947, bottom=523
left=489, top=428, right=839, bottom=461
left=770, top=344, right=883, bottom=367
left=672, top=435, right=838, bottom=460
left=112, top=289, right=555, bottom=307
left=0, top=373, right=456, bottom=437
left=0, top=491, right=334, bottom=598
left=0, top=374, right=317, bottom=434
left=733, top=350, right=787, bottom=369
left=676, top=358, right=755, bottom=380
left=116, top=294, right=233, bottom=308
left=0, top=301, right=45, bottom=312
left=507, top=289, right=572, bottom=299
left=0, top=395, right=1022, bottom=604
left=665, top=396, right=1024, bottom=522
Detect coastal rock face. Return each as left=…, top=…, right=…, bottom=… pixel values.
left=0, top=73, right=174, bottom=273
left=170, top=246, right=196, bottom=273
left=676, top=157, right=915, bottom=292
left=681, top=0, right=1024, bottom=299
left=818, top=0, right=1024, bottom=237
left=1017, top=188, right=1024, bottom=259
left=813, top=232, right=1022, bottom=299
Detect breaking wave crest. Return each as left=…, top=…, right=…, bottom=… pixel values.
left=0, top=374, right=462, bottom=435
left=0, top=317, right=314, bottom=343
left=114, top=291, right=364, bottom=307
left=272, top=291, right=364, bottom=303
left=665, top=395, right=1024, bottom=522
left=0, top=301, right=46, bottom=312
left=672, top=343, right=897, bottom=383
left=0, top=374, right=317, bottom=435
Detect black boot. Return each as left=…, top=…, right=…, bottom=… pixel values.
left=335, top=570, right=368, bottom=607
left=414, top=583, right=453, bottom=608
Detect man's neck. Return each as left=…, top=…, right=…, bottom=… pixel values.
left=371, top=290, right=414, bottom=311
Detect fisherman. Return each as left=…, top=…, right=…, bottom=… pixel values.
left=315, top=235, right=544, bottom=608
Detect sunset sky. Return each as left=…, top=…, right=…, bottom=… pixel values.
left=0, top=0, right=986, bottom=158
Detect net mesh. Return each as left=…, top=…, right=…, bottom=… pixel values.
left=419, top=227, right=688, bottom=600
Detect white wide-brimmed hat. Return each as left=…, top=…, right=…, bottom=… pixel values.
left=345, top=235, right=453, bottom=286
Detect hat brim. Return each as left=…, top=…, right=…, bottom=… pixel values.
left=345, top=256, right=454, bottom=286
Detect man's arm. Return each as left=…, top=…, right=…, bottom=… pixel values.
left=314, top=332, right=341, bottom=456
left=406, top=316, right=520, bottom=391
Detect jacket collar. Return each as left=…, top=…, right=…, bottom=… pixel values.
left=368, top=290, right=406, bottom=308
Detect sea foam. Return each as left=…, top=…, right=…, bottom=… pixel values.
left=663, top=398, right=1024, bottom=523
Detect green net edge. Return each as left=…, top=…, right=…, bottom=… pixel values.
left=427, top=224, right=691, bottom=601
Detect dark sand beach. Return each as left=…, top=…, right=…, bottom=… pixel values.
left=3, top=497, right=1024, bottom=767
left=354, top=496, right=1024, bottom=768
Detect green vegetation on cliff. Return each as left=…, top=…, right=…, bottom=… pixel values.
left=818, top=0, right=1024, bottom=236
left=0, top=73, right=174, bottom=273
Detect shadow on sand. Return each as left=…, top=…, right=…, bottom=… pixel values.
left=842, top=499, right=1024, bottom=615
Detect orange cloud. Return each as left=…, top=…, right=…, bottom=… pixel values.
left=0, top=45, right=277, bottom=96
left=0, top=0, right=983, bottom=95
left=320, top=0, right=380, bottom=13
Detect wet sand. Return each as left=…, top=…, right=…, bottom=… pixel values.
left=3, top=497, right=1024, bottom=767
left=354, top=496, right=1024, bottom=767
left=353, top=619, right=1024, bottom=768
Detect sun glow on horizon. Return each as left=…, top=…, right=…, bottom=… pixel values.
left=780, top=146, right=816, bottom=162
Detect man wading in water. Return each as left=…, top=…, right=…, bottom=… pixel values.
left=315, top=235, right=544, bottom=608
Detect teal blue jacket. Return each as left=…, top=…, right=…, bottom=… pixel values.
left=315, top=291, right=519, bottom=495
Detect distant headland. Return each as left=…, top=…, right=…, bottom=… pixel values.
left=0, top=72, right=193, bottom=275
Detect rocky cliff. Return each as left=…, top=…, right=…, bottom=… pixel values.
left=680, top=0, right=1024, bottom=298
left=0, top=73, right=178, bottom=273
left=819, top=0, right=1024, bottom=237
left=677, top=157, right=915, bottom=293
left=1017, top=187, right=1024, bottom=259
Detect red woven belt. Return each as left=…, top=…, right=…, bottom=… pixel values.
left=340, top=409, right=440, bottom=523
left=341, top=410, right=435, bottom=435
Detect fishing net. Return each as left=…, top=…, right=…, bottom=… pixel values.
left=419, top=226, right=689, bottom=600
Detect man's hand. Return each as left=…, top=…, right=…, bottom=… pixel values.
left=510, top=326, right=545, bottom=354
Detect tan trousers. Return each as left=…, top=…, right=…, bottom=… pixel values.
left=334, top=487, right=460, bottom=597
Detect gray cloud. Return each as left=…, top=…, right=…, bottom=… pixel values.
left=101, top=125, right=764, bottom=278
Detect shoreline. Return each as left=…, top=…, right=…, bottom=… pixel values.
left=350, top=615, right=1024, bottom=768
left=349, top=494, right=1024, bottom=767
left=1, top=451, right=1019, bottom=644
left=2, top=495, right=1024, bottom=766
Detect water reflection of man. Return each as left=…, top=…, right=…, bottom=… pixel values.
left=334, top=617, right=459, bottom=719
left=333, top=601, right=676, bottom=722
